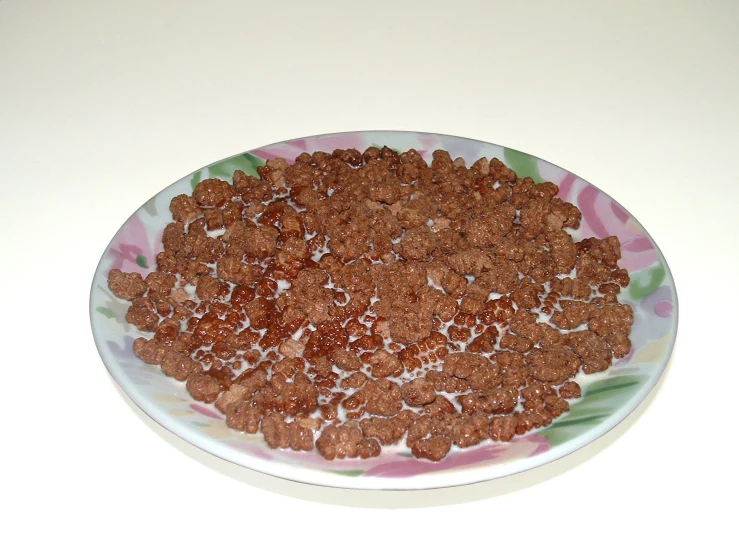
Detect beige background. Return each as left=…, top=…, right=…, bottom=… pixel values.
left=1, top=0, right=737, bottom=551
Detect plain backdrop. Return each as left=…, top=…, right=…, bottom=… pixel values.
left=1, top=0, right=737, bottom=552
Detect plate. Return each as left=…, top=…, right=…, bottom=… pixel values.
left=90, top=131, right=678, bottom=490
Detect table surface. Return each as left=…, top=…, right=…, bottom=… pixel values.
left=2, top=0, right=736, bottom=551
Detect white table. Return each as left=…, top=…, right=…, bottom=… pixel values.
left=2, top=1, right=735, bottom=551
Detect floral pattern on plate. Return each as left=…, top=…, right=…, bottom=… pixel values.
left=90, top=131, right=678, bottom=489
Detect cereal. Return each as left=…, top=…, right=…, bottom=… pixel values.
left=108, top=147, right=634, bottom=461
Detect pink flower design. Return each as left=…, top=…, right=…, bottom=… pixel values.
left=576, top=185, right=658, bottom=272
left=190, top=403, right=224, bottom=420
left=554, top=172, right=657, bottom=273
left=224, top=440, right=275, bottom=461
left=106, top=214, right=162, bottom=277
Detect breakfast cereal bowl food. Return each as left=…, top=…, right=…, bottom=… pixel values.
left=90, top=130, right=677, bottom=489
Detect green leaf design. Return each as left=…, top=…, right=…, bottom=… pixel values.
left=628, top=262, right=666, bottom=300
left=97, top=285, right=133, bottom=330
left=503, top=147, right=543, bottom=182
left=371, top=143, right=401, bottom=154
left=537, top=375, right=646, bottom=446
left=328, top=470, right=365, bottom=477
left=136, top=254, right=149, bottom=269
left=190, top=170, right=202, bottom=191
left=205, top=153, right=266, bottom=183
left=96, top=306, right=115, bottom=318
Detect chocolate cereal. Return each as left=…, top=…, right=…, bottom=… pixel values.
left=109, top=147, right=633, bottom=461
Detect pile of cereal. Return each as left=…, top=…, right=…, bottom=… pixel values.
left=108, top=147, right=633, bottom=461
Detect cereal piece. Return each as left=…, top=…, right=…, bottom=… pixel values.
left=605, top=331, right=632, bottom=358
left=551, top=300, right=595, bottom=330
left=253, top=373, right=318, bottom=417
left=368, top=350, right=403, bottom=378
left=464, top=204, right=516, bottom=248
left=579, top=236, right=622, bottom=268
left=422, top=395, right=457, bottom=416
left=232, top=367, right=268, bottom=395
left=519, top=198, right=552, bottom=239
left=225, top=402, right=261, bottom=433
left=458, top=386, right=519, bottom=415
left=548, top=229, right=578, bottom=274
left=161, top=350, right=201, bottom=381
left=170, top=194, right=203, bottom=223
left=521, top=382, right=555, bottom=401
left=589, top=304, right=634, bottom=337
left=193, top=178, right=233, bottom=208
left=286, top=268, right=334, bottom=325
left=186, top=372, right=223, bottom=403
left=144, top=271, right=177, bottom=294
left=387, top=301, right=433, bottom=345
left=275, top=236, right=309, bottom=270
left=567, top=330, right=613, bottom=374
left=401, top=378, right=437, bottom=407
left=272, top=358, right=304, bottom=377
left=132, top=337, right=168, bottom=365
left=244, top=297, right=277, bottom=329
left=549, top=197, right=581, bottom=229
left=161, top=221, right=186, bottom=254
left=217, top=256, right=262, bottom=286
left=363, top=379, right=403, bottom=416
left=441, top=270, right=467, bottom=298
left=304, top=321, right=350, bottom=361
left=195, top=275, right=229, bottom=302
left=214, top=384, right=248, bottom=413
left=331, top=348, right=362, bottom=372
left=315, top=422, right=366, bottom=460
left=108, top=269, right=148, bottom=301
left=450, top=413, right=489, bottom=448
left=544, top=394, right=571, bottom=417
left=443, top=352, right=495, bottom=380
left=395, top=225, right=437, bottom=261
left=499, top=333, right=535, bottom=353
left=426, top=370, right=470, bottom=394
left=509, top=311, right=544, bottom=343
left=411, top=436, right=452, bottom=462
left=278, top=338, right=305, bottom=359
left=447, top=248, right=494, bottom=276
left=512, top=281, right=544, bottom=310
left=125, top=297, right=159, bottom=332
left=340, top=372, right=368, bottom=390
left=360, top=412, right=418, bottom=445
left=261, top=413, right=314, bottom=451
left=356, top=437, right=382, bottom=459
left=490, top=415, right=518, bottom=442
left=559, top=381, right=582, bottom=399
left=243, top=225, right=279, bottom=258
left=312, top=356, right=333, bottom=377
left=468, top=360, right=503, bottom=390
left=418, top=286, right=458, bottom=322
left=526, top=345, right=581, bottom=385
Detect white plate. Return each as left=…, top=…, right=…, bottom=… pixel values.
left=90, top=130, right=678, bottom=489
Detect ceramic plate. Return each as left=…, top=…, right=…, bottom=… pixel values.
left=90, top=131, right=678, bottom=489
